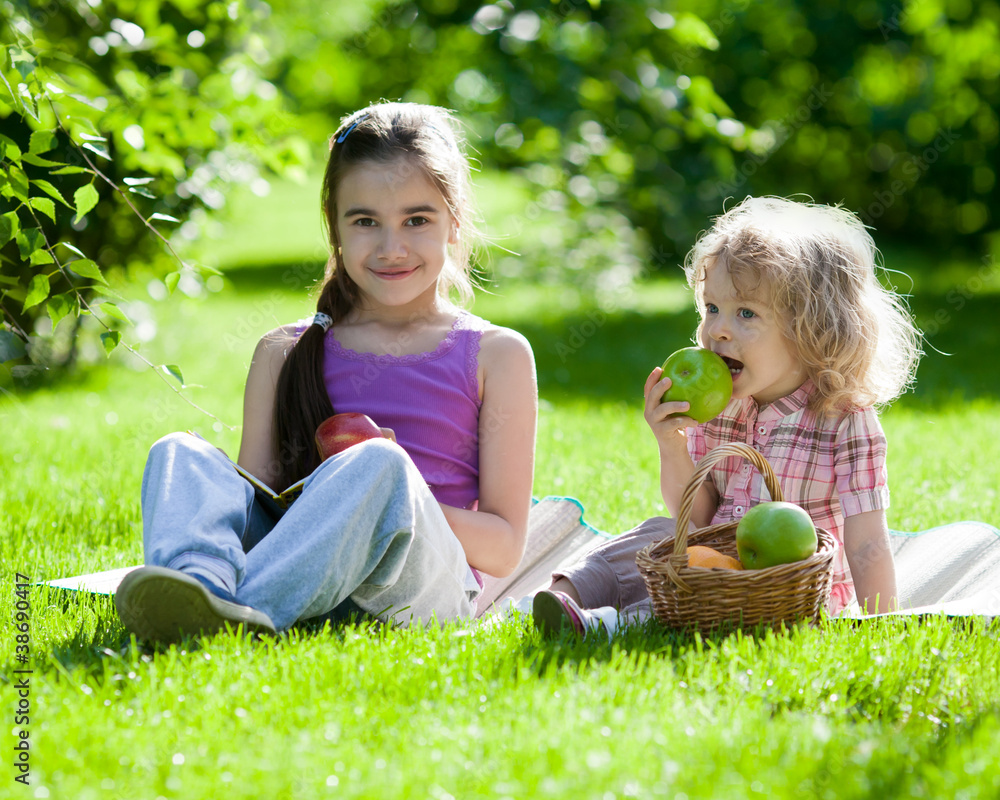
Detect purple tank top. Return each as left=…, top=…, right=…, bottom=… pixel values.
left=321, top=311, right=487, bottom=509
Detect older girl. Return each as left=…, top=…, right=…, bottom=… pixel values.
left=117, top=102, right=537, bottom=641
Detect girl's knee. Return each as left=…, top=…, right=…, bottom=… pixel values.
left=147, top=431, right=219, bottom=467
left=314, top=437, right=414, bottom=482
left=149, top=431, right=192, bottom=458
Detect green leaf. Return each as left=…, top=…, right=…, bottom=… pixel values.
left=123, top=176, right=155, bottom=186
left=99, top=301, right=132, bottom=325
left=47, top=293, right=78, bottom=328
left=16, top=228, right=45, bottom=259
left=31, top=179, right=73, bottom=208
left=55, top=242, right=86, bottom=258
left=0, top=211, right=17, bottom=248
left=19, top=98, right=40, bottom=125
left=159, top=364, right=185, bottom=386
left=100, top=330, right=121, bottom=355
left=0, top=71, right=21, bottom=119
left=7, top=165, right=29, bottom=201
left=164, top=271, right=181, bottom=294
left=28, top=130, right=57, bottom=155
left=0, top=329, right=27, bottom=362
left=196, top=262, right=223, bottom=277
left=67, top=93, right=108, bottom=111
left=22, top=273, right=50, bottom=311
left=10, top=47, right=37, bottom=80
left=28, top=196, right=56, bottom=221
left=74, top=184, right=99, bottom=223
left=0, top=134, right=22, bottom=161
left=82, top=142, right=111, bottom=161
left=49, top=166, right=88, bottom=175
left=22, top=153, right=66, bottom=168
left=29, top=248, right=54, bottom=266
left=68, top=259, right=107, bottom=283
left=671, top=12, right=720, bottom=51
left=149, top=212, right=181, bottom=223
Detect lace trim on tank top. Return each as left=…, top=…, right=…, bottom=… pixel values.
left=324, top=311, right=485, bottom=365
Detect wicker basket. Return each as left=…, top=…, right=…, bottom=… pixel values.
left=636, top=442, right=836, bottom=631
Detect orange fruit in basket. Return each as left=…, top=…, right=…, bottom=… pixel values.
left=686, top=545, right=744, bottom=570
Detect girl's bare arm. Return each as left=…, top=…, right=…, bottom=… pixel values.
left=439, top=326, right=537, bottom=578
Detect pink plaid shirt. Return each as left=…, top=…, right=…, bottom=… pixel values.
left=686, top=380, right=890, bottom=614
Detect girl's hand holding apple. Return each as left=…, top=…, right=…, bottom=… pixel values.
left=644, top=367, right=698, bottom=442
left=645, top=364, right=724, bottom=529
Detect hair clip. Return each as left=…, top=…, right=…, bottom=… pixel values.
left=312, top=312, right=334, bottom=332
left=335, top=114, right=369, bottom=144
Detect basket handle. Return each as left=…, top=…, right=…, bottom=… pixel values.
left=672, top=442, right=785, bottom=557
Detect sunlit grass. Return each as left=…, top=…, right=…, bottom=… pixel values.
left=2, top=254, right=999, bottom=798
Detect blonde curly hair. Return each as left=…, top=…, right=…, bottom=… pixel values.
left=684, top=197, right=923, bottom=416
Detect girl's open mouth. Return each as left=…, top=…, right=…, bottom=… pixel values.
left=721, top=355, right=744, bottom=377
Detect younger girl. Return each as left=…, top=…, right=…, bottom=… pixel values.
left=534, top=197, right=922, bottom=635
left=116, top=102, right=537, bottom=641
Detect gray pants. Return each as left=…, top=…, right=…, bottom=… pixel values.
left=142, top=432, right=478, bottom=630
left=552, top=516, right=677, bottom=623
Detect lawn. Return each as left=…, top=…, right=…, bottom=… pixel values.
left=2, top=189, right=1000, bottom=798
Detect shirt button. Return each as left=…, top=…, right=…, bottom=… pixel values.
left=735, top=506, right=744, bottom=515
left=758, top=425, right=766, bottom=435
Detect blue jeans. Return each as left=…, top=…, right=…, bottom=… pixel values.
left=141, top=432, right=478, bottom=630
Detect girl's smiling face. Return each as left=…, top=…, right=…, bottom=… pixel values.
left=336, top=158, right=458, bottom=315
left=697, top=260, right=807, bottom=406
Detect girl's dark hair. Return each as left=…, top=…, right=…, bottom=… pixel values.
left=271, top=102, right=479, bottom=488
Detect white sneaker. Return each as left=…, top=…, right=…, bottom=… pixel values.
left=532, top=590, right=621, bottom=640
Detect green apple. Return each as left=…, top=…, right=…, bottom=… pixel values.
left=660, top=347, right=733, bottom=423
left=736, top=501, right=818, bottom=569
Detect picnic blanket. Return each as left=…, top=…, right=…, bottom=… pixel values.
left=475, top=496, right=609, bottom=617
left=838, top=521, right=1000, bottom=619
left=43, top=497, right=610, bottom=620
left=44, top=506, right=1000, bottom=622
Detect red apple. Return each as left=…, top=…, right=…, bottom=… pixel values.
left=315, top=413, right=385, bottom=460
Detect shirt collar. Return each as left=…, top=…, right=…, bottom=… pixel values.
left=755, top=379, right=814, bottom=422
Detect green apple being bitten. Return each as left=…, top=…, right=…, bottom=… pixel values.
left=659, top=347, right=733, bottom=423
left=735, top=501, right=818, bottom=569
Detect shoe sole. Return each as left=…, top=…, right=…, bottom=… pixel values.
left=532, top=591, right=580, bottom=636
left=114, top=566, right=276, bottom=642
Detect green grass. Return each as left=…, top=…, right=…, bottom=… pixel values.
left=3, top=246, right=1000, bottom=798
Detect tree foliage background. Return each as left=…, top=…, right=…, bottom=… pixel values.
left=3, top=0, right=998, bottom=384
